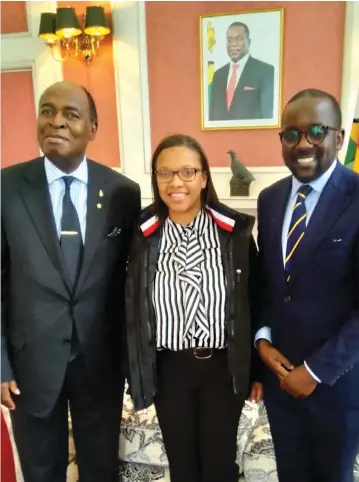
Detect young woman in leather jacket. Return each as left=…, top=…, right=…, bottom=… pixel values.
left=125, top=134, right=262, bottom=482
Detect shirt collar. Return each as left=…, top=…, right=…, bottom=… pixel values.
left=167, top=209, right=209, bottom=236
left=44, top=157, right=88, bottom=186
left=290, top=159, right=337, bottom=199
left=230, top=53, right=250, bottom=70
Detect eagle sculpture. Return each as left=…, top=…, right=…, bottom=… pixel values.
left=227, top=150, right=255, bottom=197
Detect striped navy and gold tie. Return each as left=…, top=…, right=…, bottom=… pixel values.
left=284, top=184, right=313, bottom=282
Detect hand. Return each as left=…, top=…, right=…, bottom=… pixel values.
left=1, top=381, right=20, bottom=410
left=280, top=364, right=318, bottom=399
left=257, top=339, right=294, bottom=379
left=248, top=381, right=263, bottom=403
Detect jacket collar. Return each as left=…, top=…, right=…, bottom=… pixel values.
left=139, top=202, right=238, bottom=238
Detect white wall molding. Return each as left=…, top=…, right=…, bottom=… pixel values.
left=210, top=166, right=288, bottom=174
left=355, top=90, right=359, bottom=119
left=113, top=166, right=289, bottom=212
left=1, top=1, right=63, bottom=121
left=111, top=1, right=152, bottom=178
left=338, top=1, right=359, bottom=162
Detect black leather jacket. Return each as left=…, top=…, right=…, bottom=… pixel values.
left=125, top=202, right=261, bottom=410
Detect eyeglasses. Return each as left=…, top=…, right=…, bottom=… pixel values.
left=155, top=168, right=203, bottom=183
left=279, top=124, right=340, bottom=148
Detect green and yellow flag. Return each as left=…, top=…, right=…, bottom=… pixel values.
left=344, top=119, right=359, bottom=173
left=207, top=22, right=216, bottom=53
left=208, top=61, right=215, bottom=103
left=207, top=22, right=216, bottom=104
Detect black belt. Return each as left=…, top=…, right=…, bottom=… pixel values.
left=158, top=347, right=226, bottom=360
left=193, top=347, right=213, bottom=359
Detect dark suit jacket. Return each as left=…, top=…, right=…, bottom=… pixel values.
left=209, top=56, right=274, bottom=121
left=257, top=163, right=359, bottom=408
left=1, top=157, right=141, bottom=416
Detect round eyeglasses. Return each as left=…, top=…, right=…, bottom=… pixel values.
left=279, top=124, right=340, bottom=148
left=155, top=168, right=203, bottom=183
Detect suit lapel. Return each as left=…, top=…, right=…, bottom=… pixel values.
left=219, top=64, right=230, bottom=107
left=217, top=226, right=231, bottom=253
left=288, top=164, right=353, bottom=285
left=75, top=161, right=110, bottom=294
left=19, top=158, right=72, bottom=294
left=272, top=178, right=292, bottom=275
left=220, top=64, right=230, bottom=84
left=233, top=57, right=257, bottom=106
left=237, top=57, right=254, bottom=92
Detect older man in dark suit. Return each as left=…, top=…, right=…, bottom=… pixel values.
left=256, top=89, right=359, bottom=482
left=1, top=81, right=141, bottom=482
left=209, top=21, right=274, bottom=121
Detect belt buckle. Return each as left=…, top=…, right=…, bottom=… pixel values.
left=194, top=347, right=212, bottom=360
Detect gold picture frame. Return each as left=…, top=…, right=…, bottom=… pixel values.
left=200, top=8, right=284, bottom=131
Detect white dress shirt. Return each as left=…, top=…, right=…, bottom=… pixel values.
left=227, top=53, right=250, bottom=90
left=255, top=160, right=338, bottom=382
left=44, top=157, right=88, bottom=241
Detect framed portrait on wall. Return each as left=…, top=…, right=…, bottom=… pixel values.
left=200, top=8, right=284, bottom=131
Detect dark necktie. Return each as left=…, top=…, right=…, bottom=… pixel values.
left=60, top=176, right=83, bottom=289
left=284, top=184, right=313, bottom=282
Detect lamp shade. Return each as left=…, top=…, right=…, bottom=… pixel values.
left=84, top=6, right=110, bottom=36
left=38, top=12, right=58, bottom=41
left=55, top=7, right=82, bottom=38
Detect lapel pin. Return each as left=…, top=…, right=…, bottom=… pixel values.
left=99, top=189, right=104, bottom=198
left=97, top=203, right=102, bottom=209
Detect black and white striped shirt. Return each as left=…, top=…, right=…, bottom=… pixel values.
left=153, top=210, right=226, bottom=350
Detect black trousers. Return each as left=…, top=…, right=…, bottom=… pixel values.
left=11, top=355, right=124, bottom=482
left=154, top=349, right=243, bottom=482
left=265, top=384, right=359, bottom=482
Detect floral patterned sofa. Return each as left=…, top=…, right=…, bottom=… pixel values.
left=117, top=392, right=359, bottom=482
left=117, top=394, right=278, bottom=482
left=4, top=390, right=359, bottom=482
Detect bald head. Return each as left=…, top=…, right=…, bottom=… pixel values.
left=37, top=81, right=97, bottom=173
left=40, top=80, right=83, bottom=97
left=40, top=81, right=98, bottom=125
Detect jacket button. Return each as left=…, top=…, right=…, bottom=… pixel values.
left=284, top=295, right=291, bottom=303
left=63, top=339, right=71, bottom=344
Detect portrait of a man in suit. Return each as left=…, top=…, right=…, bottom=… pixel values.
left=209, top=21, right=274, bottom=121
left=201, top=9, right=282, bottom=129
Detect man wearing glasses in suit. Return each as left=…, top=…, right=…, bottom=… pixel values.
left=256, top=88, right=359, bottom=482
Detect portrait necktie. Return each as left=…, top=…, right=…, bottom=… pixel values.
left=60, top=176, right=83, bottom=289
left=227, top=64, right=239, bottom=110
left=284, top=184, right=313, bottom=282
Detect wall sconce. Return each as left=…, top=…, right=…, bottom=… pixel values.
left=38, top=6, right=110, bottom=63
